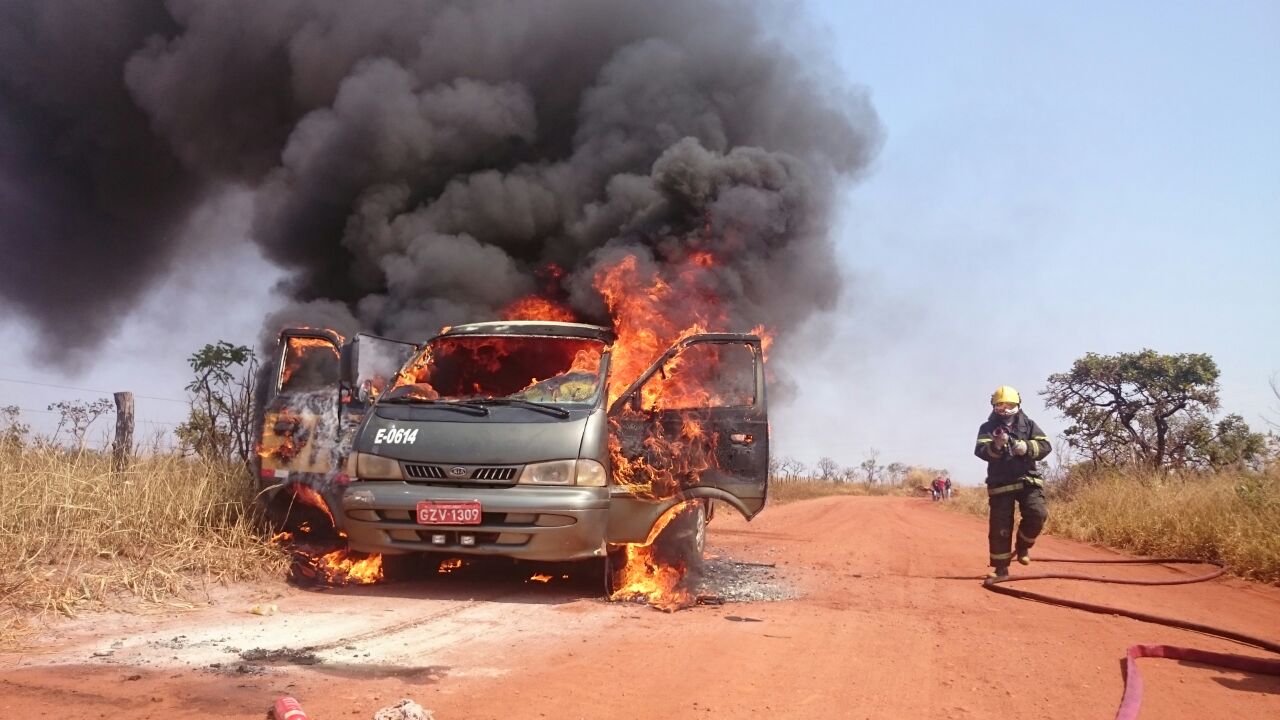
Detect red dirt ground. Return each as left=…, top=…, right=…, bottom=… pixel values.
left=3, top=496, right=1278, bottom=719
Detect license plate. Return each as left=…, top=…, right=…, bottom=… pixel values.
left=416, top=501, right=482, bottom=525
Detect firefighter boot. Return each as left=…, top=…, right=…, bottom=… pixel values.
left=986, top=565, right=1009, bottom=580
left=1015, top=538, right=1033, bottom=565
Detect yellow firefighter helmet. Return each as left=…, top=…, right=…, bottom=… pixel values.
left=991, top=385, right=1021, bottom=406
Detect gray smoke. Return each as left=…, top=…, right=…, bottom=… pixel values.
left=1, top=0, right=881, bottom=364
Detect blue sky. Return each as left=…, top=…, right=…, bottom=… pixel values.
left=770, top=1, right=1280, bottom=479
left=3, top=2, right=1278, bottom=480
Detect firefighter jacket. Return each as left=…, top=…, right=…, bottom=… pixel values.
left=974, top=410, right=1052, bottom=488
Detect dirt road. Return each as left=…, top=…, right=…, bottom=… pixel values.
left=3, top=496, right=1278, bottom=719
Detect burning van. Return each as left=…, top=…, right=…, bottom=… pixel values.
left=339, top=320, right=769, bottom=584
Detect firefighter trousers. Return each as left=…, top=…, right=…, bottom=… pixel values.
left=987, top=483, right=1048, bottom=568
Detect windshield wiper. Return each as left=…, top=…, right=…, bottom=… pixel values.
left=470, top=398, right=571, bottom=419
left=377, top=397, right=489, bottom=416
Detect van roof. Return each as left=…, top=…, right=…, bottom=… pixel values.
left=437, top=320, right=615, bottom=343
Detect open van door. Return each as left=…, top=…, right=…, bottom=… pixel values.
left=257, top=328, right=345, bottom=483
left=605, top=333, right=769, bottom=543
left=345, top=333, right=419, bottom=406
left=256, top=329, right=417, bottom=531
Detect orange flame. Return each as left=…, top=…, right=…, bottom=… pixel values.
left=501, top=296, right=577, bottom=322
left=314, top=548, right=384, bottom=585
left=438, top=558, right=463, bottom=574
left=590, top=250, right=771, bottom=609
left=289, top=484, right=336, bottom=528
left=269, top=486, right=384, bottom=586
left=609, top=502, right=699, bottom=611
left=528, top=574, right=553, bottom=583
left=280, top=336, right=340, bottom=388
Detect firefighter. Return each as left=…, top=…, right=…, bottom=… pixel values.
left=974, top=386, right=1052, bottom=578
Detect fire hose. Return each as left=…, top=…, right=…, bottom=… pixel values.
left=982, top=557, right=1280, bottom=720
left=272, top=696, right=311, bottom=720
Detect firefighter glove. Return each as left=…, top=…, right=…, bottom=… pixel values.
left=1012, top=439, right=1028, bottom=456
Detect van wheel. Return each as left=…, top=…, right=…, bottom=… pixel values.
left=652, top=500, right=707, bottom=568
left=600, top=545, right=627, bottom=598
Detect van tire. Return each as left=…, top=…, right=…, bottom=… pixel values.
left=652, top=500, right=707, bottom=568
left=600, top=545, right=627, bottom=598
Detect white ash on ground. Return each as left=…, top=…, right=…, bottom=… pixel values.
left=373, top=698, right=432, bottom=720
left=692, top=557, right=797, bottom=603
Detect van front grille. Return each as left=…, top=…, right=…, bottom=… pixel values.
left=403, top=463, right=446, bottom=479
left=401, top=463, right=520, bottom=483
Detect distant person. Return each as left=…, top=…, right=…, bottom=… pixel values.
left=944, top=476, right=953, bottom=500
left=974, top=386, right=1052, bottom=578
left=931, top=475, right=945, bottom=501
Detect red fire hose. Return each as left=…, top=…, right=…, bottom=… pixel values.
left=273, top=697, right=311, bottom=720
left=983, top=558, right=1280, bottom=720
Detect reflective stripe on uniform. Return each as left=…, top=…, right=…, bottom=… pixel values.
left=1017, top=530, right=1037, bottom=545
left=977, top=438, right=993, bottom=443
left=988, top=482, right=1024, bottom=496
left=1027, top=439, right=1040, bottom=459
left=1025, top=476, right=1044, bottom=487
left=990, top=552, right=1014, bottom=561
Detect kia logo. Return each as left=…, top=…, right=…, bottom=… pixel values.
left=448, top=466, right=468, bottom=478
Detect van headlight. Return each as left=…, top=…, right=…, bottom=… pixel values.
left=350, top=452, right=403, bottom=480
left=518, top=459, right=607, bottom=487
left=573, top=459, right=607, bottom=487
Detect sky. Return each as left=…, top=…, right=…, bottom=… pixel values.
left=3, top=2, right=1278, bottom=482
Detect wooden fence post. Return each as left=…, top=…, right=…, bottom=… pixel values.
left=113, top=391, right=134, bottom=471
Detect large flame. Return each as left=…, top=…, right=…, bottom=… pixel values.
left=590, top=251, right=767, bottom=609
left=502, top=296, right=577, bottom=322
left=609, top=502, right=699, bottom=611
left=271, top=486, right=384, bottom=586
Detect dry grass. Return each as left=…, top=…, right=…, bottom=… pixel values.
left=0, top=444, right=288, bottom=642
left=768, top=477, right=919, bottom=504
left=946, top=467, right=1280, bottom=583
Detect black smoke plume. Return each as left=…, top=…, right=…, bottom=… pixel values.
left=1, top=0, right=881, bottom=364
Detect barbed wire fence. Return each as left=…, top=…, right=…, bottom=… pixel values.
left=1, top=376, right=188, bottom=457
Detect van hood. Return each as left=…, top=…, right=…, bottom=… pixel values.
left=355, top=409, right=589, bottom=465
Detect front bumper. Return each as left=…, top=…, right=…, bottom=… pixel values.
left=341, top=482, right=611, bottom=561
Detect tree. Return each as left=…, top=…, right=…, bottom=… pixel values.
left=1267, top=374, right=1280, bottom=431
left=776, top=456, right=808, bottom=482
left=1, top=405, right=29, bottom=449
left=1202, top=414, right=1268, bottom=470
left=177, top=341, right=259, bottom=466
left=815, top=456, right=841, bottom=483
left=48, top=398, right=113, bottom=451
left=1042, top=350, right=1263, bottom=470
left=884, top=462, right=909, bottom=487
left=859, top=448, right=884, bottom=485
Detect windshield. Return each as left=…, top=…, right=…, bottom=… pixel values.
left=384, top=335, right=607, bottom=407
